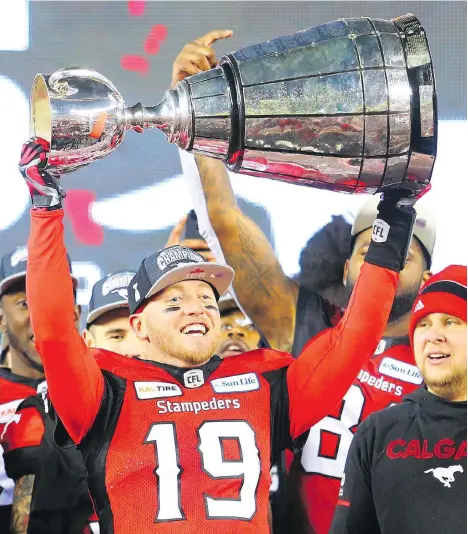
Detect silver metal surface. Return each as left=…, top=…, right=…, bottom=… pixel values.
left=31, top=13, right=437, bottom=194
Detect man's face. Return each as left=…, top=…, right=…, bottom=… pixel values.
left=132, top=280, right=221, bottom=367
left=217, top=309, right=260, bottom=358
left=0, top=286, right=41, bottom=371
left=344, top=229, right=430, bottom=322
left=413, top=312, right=467, bottom=400
left=84, top=307, right=144, bottom=357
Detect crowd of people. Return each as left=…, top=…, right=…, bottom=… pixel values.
left=0, top=30, right=466, bottom=534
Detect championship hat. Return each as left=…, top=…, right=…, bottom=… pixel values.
left=351, top=195, right=436, bottom=267
left=0, top=244, right=77, bottom=297
left=87, top=270, right=136, bottom=325
left=128, top=245, right=234, bottom=314
left=409, top=265, right=467, bottom=341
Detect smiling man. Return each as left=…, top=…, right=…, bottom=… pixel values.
left=330, top=265, right=467, bottom=534
left=20, top=130, right=418, bottom=534
left=216, top=294, right=260, bottom=358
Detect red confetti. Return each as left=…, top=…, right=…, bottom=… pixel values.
left=128, top=1, right=145, bottom=16
left=144, top=24, right=168, bottom=55
left=121, top=55, right=149, bottom=74
left=144, top=38, right=160, bottom=55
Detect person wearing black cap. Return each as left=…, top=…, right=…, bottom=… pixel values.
left=330, top=265, right=467, bottom=534
left=0, top=246, right=95, bottom=534
left=83, top=270, right=144, bottom=358
left=21, top=134, right=416, bottom=534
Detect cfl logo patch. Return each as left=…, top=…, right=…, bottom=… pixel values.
left=372, top=219, right=390, bottom=243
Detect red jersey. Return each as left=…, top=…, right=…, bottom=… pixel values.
left=295, top=337, right=422, bottom=534
left=26, top=209, right=399, bottom=534
left=0, top=369, right=45, bottom=507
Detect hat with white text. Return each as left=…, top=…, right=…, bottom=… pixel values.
left=87, top=270, right=136, bottom=325
left=128, top=246, right=234, bottom=314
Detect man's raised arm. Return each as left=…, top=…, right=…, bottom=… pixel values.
left=173, top=31, right=299, bottom=352
left=287, top=194, right=416, bottom=439
left=21, top=139, right=104, bottom=444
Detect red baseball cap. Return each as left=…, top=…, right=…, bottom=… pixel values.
left=409, top=265, right=467, bottom=342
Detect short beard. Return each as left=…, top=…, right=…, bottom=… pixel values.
left=148, top=326, right=216, bottom=367
left=344, top=278, right=421, bottom=324
left=423, top=371, right=467, bottom=402
left=6, top=326, right=43, bottom=373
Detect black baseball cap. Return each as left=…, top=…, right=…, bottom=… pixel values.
left=87, top=270, right=136, bottom=325
left=0, top=245, right=77, bottom=297
left=128, top=245, right=234, bottom=314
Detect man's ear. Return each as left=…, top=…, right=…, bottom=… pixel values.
left=0, top=306, right=6, bottom=335
left=73, top=305, right=82, bottom=331
left=421, top=270, right=433, bottom=286
left=343, top=259, right=350, bottom=286
left=83, top=329, right=96, bottom=348
left=129, top=314, right=149, bottom=341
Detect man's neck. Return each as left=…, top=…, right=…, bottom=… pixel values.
left=138, top=347, right=212, bottom=369
left=9, top=348, right=44, bottom=380
left=383, top=311, right=411, bottom=338
left=428, top=385, right=467, bottom=403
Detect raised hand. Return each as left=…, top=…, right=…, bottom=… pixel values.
left=19, top=138, right=64, bottom=210
left=165, top=214, right=216, bottom=262
left=171, top=29, right=233, bottom=88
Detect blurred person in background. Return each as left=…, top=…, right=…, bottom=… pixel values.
left=330, top=265, right=467, bottom=534
left=296, top=215, right=352, bottom=310
left=217, top=294, right=261, bottom=358
left=173, top=30, right=435, bottom=534
left=0, top=246, right=92, bottom=534
left=83, top=270, right=142, bottom=358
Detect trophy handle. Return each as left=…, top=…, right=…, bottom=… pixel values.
left=48, top=68, right=120, bottom=96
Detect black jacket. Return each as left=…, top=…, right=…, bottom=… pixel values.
left=330, top=387, right=467, bottom=534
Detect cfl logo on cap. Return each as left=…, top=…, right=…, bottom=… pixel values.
left=372, top=219, right=390, bottom=243
left=184, top=369, right=204, bottom=389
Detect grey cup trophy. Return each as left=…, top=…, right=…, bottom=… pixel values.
left=31, top=13, right=436, bottom=196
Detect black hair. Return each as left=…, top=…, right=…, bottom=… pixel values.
left=297, top=215, right=352, bottom=309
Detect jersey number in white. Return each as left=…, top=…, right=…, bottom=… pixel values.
left=145, top=420, right=261, bottom=521
left=301, top=385, right=365, bottom=478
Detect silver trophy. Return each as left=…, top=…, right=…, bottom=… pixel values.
left=31, top=13, right=436, bottom=195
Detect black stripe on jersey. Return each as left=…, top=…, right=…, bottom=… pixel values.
left=134, top=355, right=223, bottom=387
left=421, top=280, right=467, bottom=300
left=0, top=368, right=43, bottom=389
left=80, top=371, right=127, bottom=534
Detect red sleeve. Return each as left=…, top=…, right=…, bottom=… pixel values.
left=27, top=209, right=104, bottom=443
left=2, top=406, right=44, bottom=452
left=287, top=262, right=398, bottom=439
